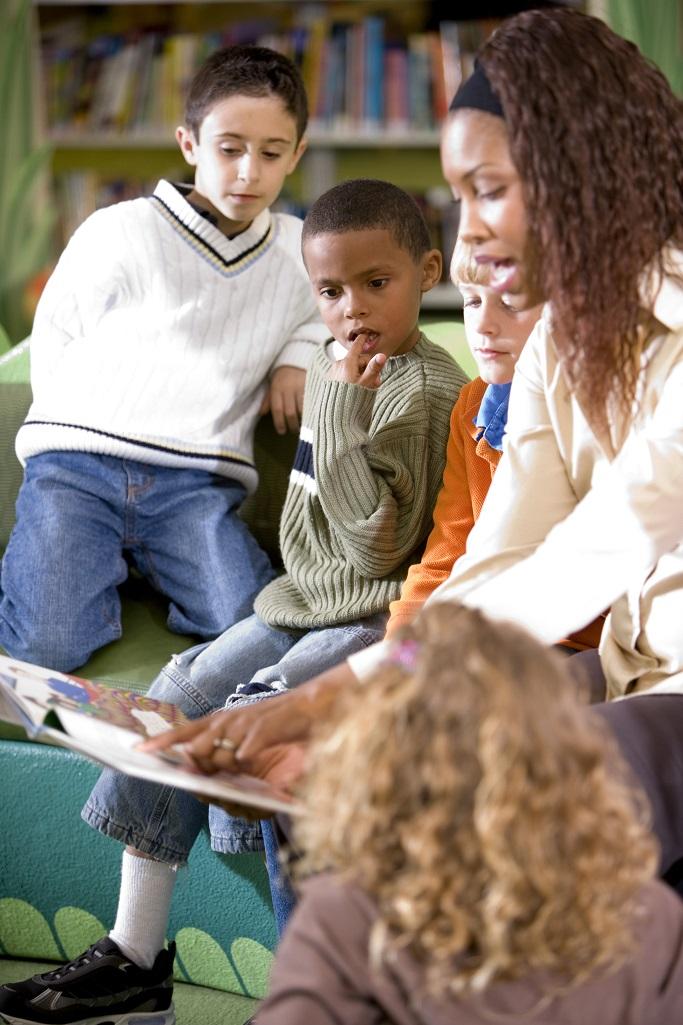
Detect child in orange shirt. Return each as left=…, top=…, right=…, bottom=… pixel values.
left=388, top=244, right=601, bottom=651
left=386, top=241, right=539, bottom=634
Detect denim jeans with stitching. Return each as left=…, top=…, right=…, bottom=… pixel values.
left=261, top=817, right=297, bottom=937
left=82, top=611, right=387, bottom=859
left=0, top=451, right=273, bottom=671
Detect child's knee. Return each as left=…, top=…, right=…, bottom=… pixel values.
left=0, top=618, right=97, bottom=673
left=20, top=637, right=92, bottom=674
left=147, top=647, right=219, bottom=719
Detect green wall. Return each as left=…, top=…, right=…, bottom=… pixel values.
left=608, top=0, right=682, bottom=95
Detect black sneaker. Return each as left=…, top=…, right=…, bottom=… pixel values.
left=0, top=936, right=175, bottom=1025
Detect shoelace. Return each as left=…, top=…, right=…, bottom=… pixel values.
left=41, top=944, right=109, bottom=982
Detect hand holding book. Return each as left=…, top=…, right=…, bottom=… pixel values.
left=141, top=708, right=309, bottom=805
left=141, top=659, right=354, bottom=804
left=0, top=654, right=298, bottom=816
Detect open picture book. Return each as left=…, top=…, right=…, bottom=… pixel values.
left=0, top=653, right=298, bottom=816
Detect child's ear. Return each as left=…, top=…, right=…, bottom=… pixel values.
left=420, top=249, right=443, bottom=293
left=286, top=136, right=308, bottom=175
left=176, top=125, right=198, bottom=167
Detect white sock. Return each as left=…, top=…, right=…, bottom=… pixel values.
left=109, top=850, right=178, bottom=969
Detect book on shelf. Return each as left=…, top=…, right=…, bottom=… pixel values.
left=407, top=33, right=433, bottom=130
left=364, top=15, right=384, bottom=128
left=56, top=173, right=160, bottom=244
left=384, top=45, right=409, bottom=130
left=40, top=13, right=501, bottom=140
left=429, top=32, right=449, bottom=124
left=301, top=15, right=327, bottom=125
left=0, top=653, right=298, bottom=817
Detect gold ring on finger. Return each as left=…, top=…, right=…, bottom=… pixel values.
left=212, top=737, right=237, bottom=752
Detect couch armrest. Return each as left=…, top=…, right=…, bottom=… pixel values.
left=0, top=341, right=31, bottom=553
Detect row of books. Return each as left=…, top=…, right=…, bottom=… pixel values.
left=56, top=174, right=157, bottom=244
left=40, top=15, right=500, bottom=137
left=54, top=172, right=460, bottom=289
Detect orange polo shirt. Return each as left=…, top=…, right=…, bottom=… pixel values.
left=387, top=377, right=603, bottom=650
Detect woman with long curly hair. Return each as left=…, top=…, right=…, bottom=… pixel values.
left=145, top=4, right=683, bottom=905
left=257, top=605, right=683, bottom=1024
left=430, top=7, right=683, bottom=692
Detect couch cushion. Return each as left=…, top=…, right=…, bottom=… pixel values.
left=0, top=742, right=276, bottom=999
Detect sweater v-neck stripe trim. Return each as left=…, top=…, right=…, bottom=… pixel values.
left=149, top=194, right=276, bottom=277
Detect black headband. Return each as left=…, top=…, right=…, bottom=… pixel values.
left=449, top=60, right=504, bottom=119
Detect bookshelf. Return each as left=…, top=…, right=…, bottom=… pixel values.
left=31, top=1, right=583, bottom=311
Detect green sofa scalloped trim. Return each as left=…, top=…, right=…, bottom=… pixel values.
left=0, top=899, right=272, bottom=999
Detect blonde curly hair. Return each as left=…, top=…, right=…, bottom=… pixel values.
left=294, top=604, right=658, bottom=996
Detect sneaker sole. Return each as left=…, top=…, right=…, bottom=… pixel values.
left=0, top=1009, right=175, bottom=1025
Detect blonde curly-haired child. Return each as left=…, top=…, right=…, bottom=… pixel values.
left=259, top=603, right=683, bottom=1025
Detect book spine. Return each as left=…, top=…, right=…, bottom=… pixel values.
left=428, top=31, right=448, bottom=123
left=439, top=21, right=463, bottom=106
left=364, top=15, right=384, bottom=130
left=302, top=17, right=327, bottom=131
left=332, top=23, right=348, bottom=131
left=355, top=21, right=366, bottom=127
left=408, top=34, right=433, bottom=130
left=345, top=22, right=365, bottom=131
left=88, top=37, right=122, bottom=132
left=384, top=46, right=408, bottom=131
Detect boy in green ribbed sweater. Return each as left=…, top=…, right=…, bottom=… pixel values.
left=58, top=179, right=468, bottom=1006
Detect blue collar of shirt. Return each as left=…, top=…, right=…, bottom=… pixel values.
left=474, top=382, right=511, bottom=451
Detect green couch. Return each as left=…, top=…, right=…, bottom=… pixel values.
left=0, top=326, right=474, bottom=1025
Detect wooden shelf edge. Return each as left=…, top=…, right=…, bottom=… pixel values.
left=47, top=129, right=441, bottom=150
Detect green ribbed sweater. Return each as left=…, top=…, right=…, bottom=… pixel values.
left=254, top=334, right=468, bottom=629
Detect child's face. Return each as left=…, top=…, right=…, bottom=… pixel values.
left=441, top=110, right=533, bottom=303
left=458, top=278, right=542, bottom=385
left=176, top=93, right=306, bottom=236
left=303, top=228, right=442, bottom=358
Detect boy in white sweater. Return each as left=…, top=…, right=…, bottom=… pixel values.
left=0, top=46, right=326, bottom=672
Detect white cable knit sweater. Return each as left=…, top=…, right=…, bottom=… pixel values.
left=17, top=180, right=327, bottom=491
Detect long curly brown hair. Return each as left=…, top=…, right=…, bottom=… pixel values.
left=478, top=8, right=683, bottom=440
left=295, top=604, right=658, bottom=995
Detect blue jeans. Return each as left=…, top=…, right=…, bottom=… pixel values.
left=82, top=611, right=387, bottom=859
left=0, top=452, right=273, bottom=671
left=261, top=817, right=297, bottom=937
